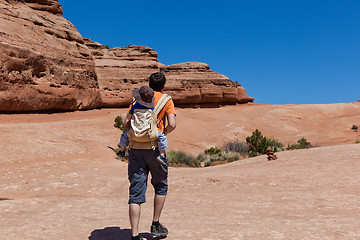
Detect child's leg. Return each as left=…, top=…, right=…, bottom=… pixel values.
left=119, top=129, right=129, bottom=152
left=157, top=131, right=168, bottom=157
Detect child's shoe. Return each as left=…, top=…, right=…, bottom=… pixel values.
left=116, top=150, right=125, bottom=158
left=156, top=154, right=168, bottom=166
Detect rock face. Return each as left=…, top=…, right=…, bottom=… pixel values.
left=84, top=39, right=165, bottom=107
left=0, top=0, right=253, bottom=112
left=0, top=0, right=101, bottom=112
left=85, top=39, right=254, bottom=107
left=165, top=62, right=254, bottom=105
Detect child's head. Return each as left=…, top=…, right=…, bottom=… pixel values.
left=132, top=86, right=155, bottom=108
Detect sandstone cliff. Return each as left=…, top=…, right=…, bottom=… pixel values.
left=84, top=39, right=254, bottom=107
left=0, top=0, right=253, bottom=112
left=165, top=62, right=254, bottom=105
left=0, top=0, right=101, bottom=112
left=84, top=39, right=165, bottom=107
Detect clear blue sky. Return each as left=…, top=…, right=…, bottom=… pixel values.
left=59, top=0, right=360, bottom=104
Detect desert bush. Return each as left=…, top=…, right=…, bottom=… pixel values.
left=200, top=146, right=241, bottom=167
left=287, top=137, right=312, bottom=150
left=245, top=129, right=284, bottom=157
left=104, top=44, right=110, bottom=49
left=204, top=146, right=222, bottom=155
left=355, top=139, right=360, bottom=144
left=223, top=140, right=250, bottom=156
left=222, top=151, right=241, bottom=162
left=167, top=151, right=201, bottom=167
left=114, top=115, right=126, bottom=131
left=352, top=125, right=358, bottom=132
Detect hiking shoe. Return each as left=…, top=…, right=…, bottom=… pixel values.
left=150, top=222, right=168, bottom=237
left=156, top=155, right=168, bottom=166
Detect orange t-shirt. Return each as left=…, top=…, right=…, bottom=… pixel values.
left=154, top=92, right=176, bottom=132
left=128, top=91, right=175, bottom=132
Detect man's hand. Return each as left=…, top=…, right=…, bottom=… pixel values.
left=123, top=113, right=132, bottom=129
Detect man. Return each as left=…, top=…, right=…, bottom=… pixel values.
left=124, top=72, right=176, bottom=240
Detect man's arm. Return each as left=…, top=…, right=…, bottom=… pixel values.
left=123, top=113, right=132, bottom=129
left=164, top=113, right=176, bottom=135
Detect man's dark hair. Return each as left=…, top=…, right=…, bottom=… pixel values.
left=149, top=72, right=166, bottom=92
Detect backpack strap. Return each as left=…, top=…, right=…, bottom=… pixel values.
left=153, top=94, right=172, bottom=124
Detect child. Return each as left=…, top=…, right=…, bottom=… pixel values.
left=118, top=86, right=168, bottom=166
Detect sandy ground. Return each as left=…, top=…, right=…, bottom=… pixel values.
left=1, top=102, right=360, bottom=239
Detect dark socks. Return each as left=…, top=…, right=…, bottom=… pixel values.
left=152, top=220, right=160, bottom=228
left=131, top=235, right=140, bottom=240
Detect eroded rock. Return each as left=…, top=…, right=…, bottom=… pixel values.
left=0, top=0, right=101, bottom=112
left=85, top=39, right=254, bottom=107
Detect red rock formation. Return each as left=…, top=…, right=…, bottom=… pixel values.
left=0, top=0, right=253, bottom=112
left=85, top=39, right=253, bottom=107
left=164, top=62, right=254, bottom=105
left=84, top=39, right=165, bottom=107
left=0, top=0, right=101, bottom=112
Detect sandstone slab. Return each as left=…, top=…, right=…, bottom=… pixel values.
left=0, top=104, right=360, bottom=239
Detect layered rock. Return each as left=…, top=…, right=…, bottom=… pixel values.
left=0, top=0, right=101, bottom=112
left=85, top=39, right=253, bottom=107
left=84, top=39, right=165, bottom=107
left=164, top=62, right=254, bottom=105
left=0, top=0, right=253, bottom=112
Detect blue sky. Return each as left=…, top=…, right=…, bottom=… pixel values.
left=59, top=0, right=360, bottom=104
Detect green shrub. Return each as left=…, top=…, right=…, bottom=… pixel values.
left=287, top=138, right=312, bottom=150
left=200, top=146, right=241, bottom=167
left=167, top=151, right=201, bottom=167
left=204, top=146, right=222, bottom=155
left=245, top=129, right=284, bottom=157
left=114, top=115, right=126, bottom=131
left=352, top=125, right=358, bottom=132
left=223, top=140, right=249, bottom=156
left=104, top=44, right=110, bottom=49
left=223, top=151, right=240, bottom=162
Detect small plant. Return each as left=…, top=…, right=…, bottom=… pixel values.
left=114, top=115, right=126, bottom=131
left=204, top=146, right=222, bottom=155
left=352, top=125, right=358, bottom=132
left=167, top=151, right=201, bottom=167
left=287, top=138, right=312, bottom=150
left=245, top=129, right=284, bottom=157
left=355, top=139, right=360, bottom=144
left=104, top=44, right=110, bottom=49
left=200, top=146, right=241, bottom=167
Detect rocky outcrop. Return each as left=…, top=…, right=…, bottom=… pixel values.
left=84, top=39, right=165, bottom=107
left=85, top=39, right=253, bottom=107
left=0, top=0, right=253, bottom=112
left=164, top=62, right=254, bottom=105
left=0, top=0, right=101, bottom=112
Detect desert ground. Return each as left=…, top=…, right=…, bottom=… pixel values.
left=1, top=102, right=360, bottom=240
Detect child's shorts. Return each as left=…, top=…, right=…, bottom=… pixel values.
left=119, top=129, right=168, bottom=151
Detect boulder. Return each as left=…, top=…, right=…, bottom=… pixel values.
left=0, top=0, right=101, bottom=112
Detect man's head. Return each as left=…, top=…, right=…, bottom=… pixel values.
left=149, top=72, right=166, bottom=92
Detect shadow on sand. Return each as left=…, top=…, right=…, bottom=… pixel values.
left=89, top=226, right=167, bottom=240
